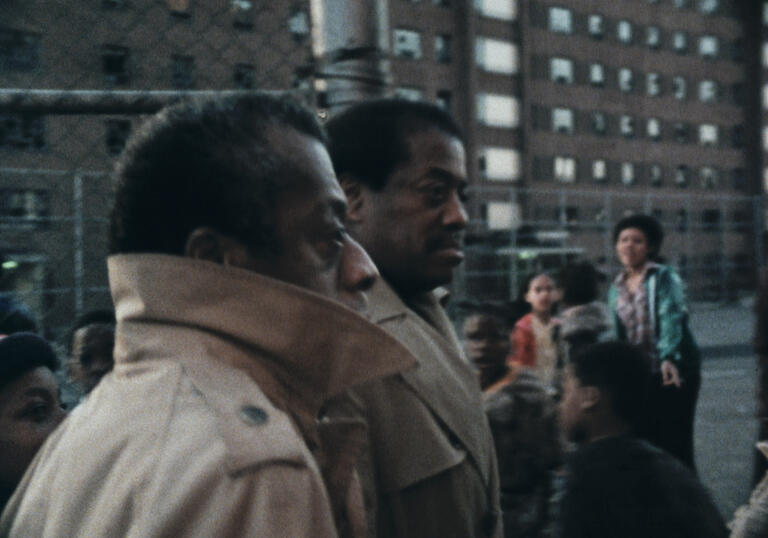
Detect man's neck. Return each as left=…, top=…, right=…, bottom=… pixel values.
left=585, top=419, right=632, bottom=444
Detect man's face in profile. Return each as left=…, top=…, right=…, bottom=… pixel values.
left=71, top=324, right=114, bottom=393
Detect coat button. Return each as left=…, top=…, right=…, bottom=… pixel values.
left=239, top=405, right=268, bottom=426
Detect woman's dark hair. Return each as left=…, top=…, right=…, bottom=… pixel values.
left=0, top=333, right=59, bottom=391
left=558, top=261, right=603, bottom=306
left=612, top=214, right=664, bottom=259
left=517, top=271, right=552, bottom=303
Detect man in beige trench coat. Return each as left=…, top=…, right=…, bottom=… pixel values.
left=327, top=99, right=503, bottom=537
left=0, top=93, right=415, bottom=537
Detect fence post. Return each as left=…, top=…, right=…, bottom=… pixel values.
left=73, top=172, right=84, bottom=320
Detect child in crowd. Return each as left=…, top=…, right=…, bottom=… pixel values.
left=507, top=272, right=560, bottom=391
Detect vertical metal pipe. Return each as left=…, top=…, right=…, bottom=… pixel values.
left=310, top=0, right=391, bottom=113
left=73, top=172, right=84, bottom=319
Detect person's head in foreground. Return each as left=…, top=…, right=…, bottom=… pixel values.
left=461, top=305, right=510, bottom=389
left=0, top=333, right=65, bottom=508
left=326, top=98, right=468, bottom=298
left=110, top=92, right=377, bottom=311
left=560, top=341, right=651, bottom=444
left=67, top=310, right=115, bottom=394
left=613, top=214, right=664, bottom=272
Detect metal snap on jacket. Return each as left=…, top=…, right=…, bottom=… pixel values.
left=239, top=405, right=268, bottom=426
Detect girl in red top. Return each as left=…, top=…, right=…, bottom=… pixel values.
left=507, top=273, right=560, bottom=390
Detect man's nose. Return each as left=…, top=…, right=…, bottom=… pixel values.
left=339, top=237, right=378, bottom=311
left=443, top=190, right=468, bottom=229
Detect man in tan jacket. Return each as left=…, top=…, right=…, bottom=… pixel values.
left=327, top=99, right=502, bottom=537
left=0, top=93, right=415, bottom=537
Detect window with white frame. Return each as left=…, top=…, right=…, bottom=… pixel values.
left=592, top=159, right=607, bottom=181
left=620, top=115, right=634, bottom=137
left=592, top=112, right=607, bottom=135
left=588, top=14, right=604, bottom=38
left=435, top=34, right=451, bottom=63
left=698, top=0, right=718, bottom=13
left=479, top=147, right=520, bottom=180
left=618, top=68, right=633, bottom=92
left=486, top=201, right=519, bottom=230
left=699, top=80, right=718, bottom=102
left=552, top=107, right=574, bottom=134
left=621, top=162, right=635, bottom=185
left=763, top=84, right=768, bottom=109
left=476, top=38, right=518, bottom=74
left=548, top=7, right=572, bottom=34
left=675, top=165, right=689, bottom=187
left=647, top=118, right=661, bottom=140
left=589, top=63, right=605, bottom=86
left=763, top=126, right=768, bottom=151
left=699, top=124, right=718, bottom=146
left=673, top=31, right=687, bottom=53
left=617, top=20, right=632, bottom=43
left=700, top=166, right=718, bottom=189
left=646, top=26, right=661, bottom=48
left=475, top=0, right=516, bottom=20
left=393, top=29, right=423, bottom=59
left=647, top=73, right=661, bottom=96
left=394, top=87, right=424, bottom=101
left=477, top=93, right=519, bottom=127
left=673, top=76, right=686, bottom=99
left=550, top=57, right=573, bottom=84
left=554, top=156, right=576, bottom=183
left=649, top=164, right=663, bottom=186
left=698, top=35, right=719, bottom=58
left=763, top=42, right=768, bottom=67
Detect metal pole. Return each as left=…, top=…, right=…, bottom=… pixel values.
left=310, top=0, right=391, bottom=113
left=73, top=172, right=84, bottom=319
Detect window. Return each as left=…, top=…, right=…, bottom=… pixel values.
left=394, top=87, right=424, bottom=101
left=486, top=202, right=518, bottom=230
left=699, top=124, right=718, bottom=146
left=673, top=31, right=687, bottom=53
left=102, top=45, right=129, bottom=85
left=288, top=8, right=310, bottom=42
left=0, top=190, right=49, bottom=225
left=550, top=57, right=573, bottom=84
left=649, top=164, right=663, bottom=186
left=554, top=156, right=576, bottom=183
left=674, top=122, right=689, bottom=143
left=699, top=80, right=718, bottom=102
left=646, top=26, right=661, bottom=48
left=763, top=43, right=768, bottom=67
left=105, top=119, right=131, bottom=155
left=592, top=112, right=607, bottom=135
left=552, top=107, right=574, bottom=134
left=232, top=0, right=254, bottom=28
left=698, top=0, right=718, bottom=13
left=700, top=167, right=718, bottom=189
left=435, top=35, right=451, bottom=63
left=548, top=7, right=572, bottom=34
left=588, top=15, right=604, bottom=38
left=675, top=165, right=689, bottom=187
left=0, top=27, right=39, bottom=71
left=0, top=113, right=45, bottom=150
left=673, top=76, right=686, bottom=99
left=436, top=89, right=452, bottom=111
left=475, top=0, right=516, bottom=20
left=674, top=0, right=687, bottom=7
left=732, top=125, right=744, bottom=148
left=617, top=20, right=632, bottom=44
left=171, top=55, right=194, bottom=89
left=647, top=73, right=661, bottom=96
left=592, top=159, right=607, bottom=182
left=699, top=36, right=719, bottom=58
left=764, top=126, right=768, bottom=151
left=476, top=38, right=518, bottom=74
left=763, top=85, right=768, bottom=109
left=234, top=63, right=254, bottom=88
left=618, top=68, right=633, bottom=92
left=621, top=163, right=635, bottom=185
left=479, top=147, right=521, bottom=180
left=589, top=63, right=605, bottom=86
left=393, top=29, right=422, bottom=59
left=620, top=115, right=634, bottom=137
left=647, top=118, right=661, bottom=140
left=477, top=93, right=519, bottom=128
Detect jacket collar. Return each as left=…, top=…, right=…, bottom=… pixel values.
left=108, top=254, right=415, bottom=418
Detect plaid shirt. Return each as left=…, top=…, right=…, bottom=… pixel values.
left=614, top=262, right=659, bottom=363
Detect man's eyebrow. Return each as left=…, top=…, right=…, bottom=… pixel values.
left=423, top=167, right=467, bottom=185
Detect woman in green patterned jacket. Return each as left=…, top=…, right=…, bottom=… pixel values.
left=608, top=214, right=701, bottom=470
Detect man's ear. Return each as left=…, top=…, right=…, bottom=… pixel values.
left=184, top=227, right=252, bottom=268
left=339, top=174, right=365, bottom=223
left=580, top=385, right=602, bottom=412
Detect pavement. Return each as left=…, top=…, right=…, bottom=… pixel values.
left=688, top=298, right=759, bottom=520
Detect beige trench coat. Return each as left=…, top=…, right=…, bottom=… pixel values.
left=351, top=279, right=503, bottom=538
left=0, top=255, right=415, bottom=537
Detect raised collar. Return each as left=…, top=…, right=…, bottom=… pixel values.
left=108, top=254, right=415, bottom=417
left=366, top=278, right=445, bottom=324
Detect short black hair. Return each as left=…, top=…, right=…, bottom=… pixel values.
left=558, top=261, right=603, bottom=306
left=570, top=341, right=651, bottom=430
left=613, top=214, right=664, bottom=259
left=66, top=309, right=116, bottom=355
left=0, top=333, right=59, bottom=391
left=326, top=98, right=463, bottom=191
left=109, top=92, right=327, bottom=256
